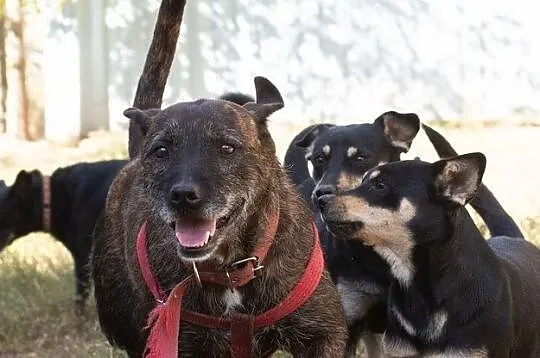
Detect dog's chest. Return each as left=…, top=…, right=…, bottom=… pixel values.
left=385, top=303, right=449, bottom=355
left=336, top=278, right=382, bottom=324
left=222, top=289, right=243, bottom=313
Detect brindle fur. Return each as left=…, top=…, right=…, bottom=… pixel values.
left=91, top=77, right=347, bottom=357
left=129, top=0, right=187, bottom=158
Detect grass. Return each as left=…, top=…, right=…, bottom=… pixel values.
left=0, top=124, right=539, bottom=357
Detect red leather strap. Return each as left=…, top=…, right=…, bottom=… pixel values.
left=41, top=175, right=51, bottom=232
left=137, top=215, right=325, bottom=358
left=181, top=222, right=323, bottom=329
left=230, top=312, right=255, bottom=358
left=136, top=221, right=166, bottom=302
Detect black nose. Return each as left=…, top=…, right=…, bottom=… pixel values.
left=169, top=183, right=202, bottom=206
left=314, top=185, right=336, bottom=199
left=317, top=193, right=334, bottom=210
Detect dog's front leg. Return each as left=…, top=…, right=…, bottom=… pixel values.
left=291, top=333, right=347, bottom=358
left=362, top=333, right=388, bottom=358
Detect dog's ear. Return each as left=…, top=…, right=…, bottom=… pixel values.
left=126, top=107, right=161, bottom=157
left=375, top=111, right=420, bottom=153
left=243, top=76, right=284, bottom=152
left=11, top=170, right=34, bottom=202
left=243, top=76, right=284, bottom=124
left=432, top=152, right=486, bottom=206
left=294, top=124, right=334, bottom=149
left=0, top=180, right=6, bottom=189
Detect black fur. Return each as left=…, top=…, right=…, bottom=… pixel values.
left=218, top=92, right=254, bottom=106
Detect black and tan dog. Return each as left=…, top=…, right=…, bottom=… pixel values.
left=284, top=113, right=421, bottom=357
left=320, top=153, right=540, bottom=357
left=91, top=77, right=347, bottom=357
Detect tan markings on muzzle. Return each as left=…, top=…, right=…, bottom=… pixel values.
left=322, top=145, right=331, bottom=155
left=346, top=146, right=357, bottom=158
left=328, top=195, right=417, bottom=285
left=336, top=171, right=364, bottom=192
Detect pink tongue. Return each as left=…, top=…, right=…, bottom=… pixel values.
left=175, top=217, right=217, bottom=248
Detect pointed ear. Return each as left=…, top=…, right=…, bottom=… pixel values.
left=243, top=76, right=284, bottom=124
left=294, top=123, right=334, bottom=150
left=125, top=107, right=161, bottom=157
left=11, top=170, right=34, bottom=201
left=432, top=153, right=486, bottom=206
left=375, top=111, right=420, bottom=152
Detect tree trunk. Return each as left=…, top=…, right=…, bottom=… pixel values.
left=0, top=0, right=7, bottom=134
left=5, top=0, right=44, bottom=140
left=78, top=0, right=109, bottom=138
left=15, top=0, right=28, bottom=139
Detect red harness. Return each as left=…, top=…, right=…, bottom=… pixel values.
left=136, top=214, right=324, bottom=358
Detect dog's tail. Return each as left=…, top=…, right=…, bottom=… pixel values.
left=422, top=123, right=524, bottom=238
left=129, top=0, right=187, bottom=158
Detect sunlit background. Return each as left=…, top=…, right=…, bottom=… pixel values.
left=0, top=1, right=538, bottom=356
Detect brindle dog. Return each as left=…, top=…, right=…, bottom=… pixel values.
left=91, top=77, right=347, bottom=357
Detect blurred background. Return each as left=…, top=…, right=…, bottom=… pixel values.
left=0, top=0, right=538, bottom=357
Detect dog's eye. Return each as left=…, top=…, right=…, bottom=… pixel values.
left=313, top=155, right=326, bottom=165
left=220, top=144, right=235, bottom=155
left=372, top=180, right=386, bottom=191
left=153, top=146, right=169, bottom=158
left=354, top=154, right=366, bottom=162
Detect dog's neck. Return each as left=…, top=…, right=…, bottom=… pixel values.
left=385, top=208, right=503, bottom=347
left=14, top=172, right=50, bottom=237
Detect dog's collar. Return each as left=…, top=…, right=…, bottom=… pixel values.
left=42, top=175, right=51, bottom=232
left=136, top=212, right=324, bottom=358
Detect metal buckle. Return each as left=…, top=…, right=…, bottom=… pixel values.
left=192, top=262, right=202, bottom=287
left=224, top=256, right=264, bottom=292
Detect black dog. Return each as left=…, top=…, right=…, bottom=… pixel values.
left=0, top=161, right=127, bottom=311
left=320, top=153, right=540, bottom=357
left=91, top=77, right=347, bottom=357
left=284, top=113, right=421, bottom=357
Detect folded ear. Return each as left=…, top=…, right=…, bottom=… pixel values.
left=125, top=107, right=161, bottom=157
left=294, top=123, right=334, bottom=149
left=432, top=152, right=486, bottom=206
left=243, top=76, right=284, bottom=124
left=375, top=111, right=420, bottom=152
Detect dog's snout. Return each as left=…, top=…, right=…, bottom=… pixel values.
left=317, top=193, right=335, bottom=210
left=314, top=185, right=336, bottom=199
left=169, top=183, right=202, bottom=206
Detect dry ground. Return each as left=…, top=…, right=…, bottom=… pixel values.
left=0, top=123, right=538, bottom=357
